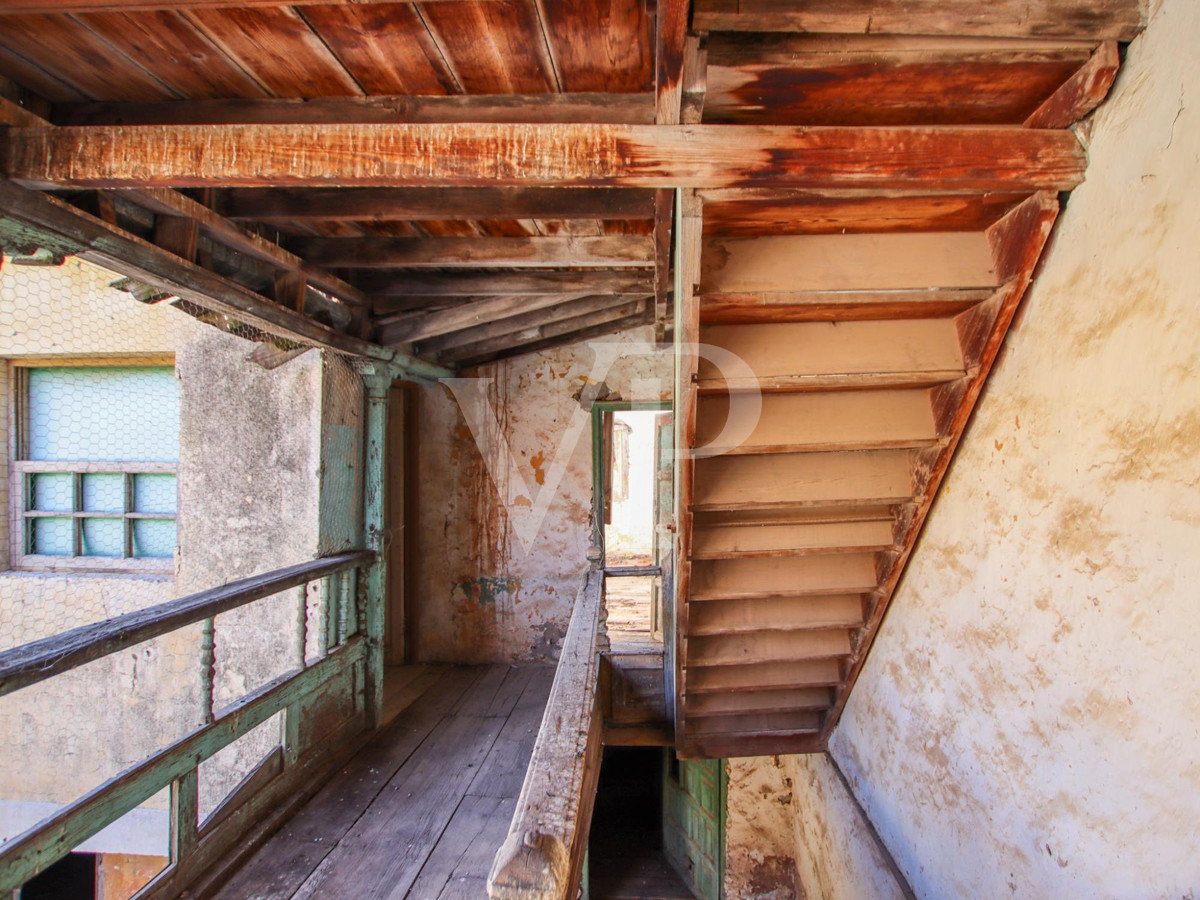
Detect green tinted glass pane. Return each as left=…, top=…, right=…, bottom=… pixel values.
left=82, top=518, right=123, bottom=557
left=133, top=519, right=176, bottom=559
left=32, top=473, right=73, bottom=512
left=27, top=366, right=179, bottom=462
left=83, top=473, right=125, bottom=513
left=30, top=517, right=72, bottom=555
left=134, top=474, right=177, bottom=515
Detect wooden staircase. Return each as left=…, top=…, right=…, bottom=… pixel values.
left=673, top=18, right=1128, bottom=758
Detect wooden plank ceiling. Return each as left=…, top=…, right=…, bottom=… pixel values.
left=0, top=0, right=1144, bottom=756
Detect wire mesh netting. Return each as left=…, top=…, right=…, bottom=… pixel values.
left=0, top=254, right=368, bottom=895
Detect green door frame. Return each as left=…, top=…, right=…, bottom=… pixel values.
left=589, top=399, right=671, bottom=566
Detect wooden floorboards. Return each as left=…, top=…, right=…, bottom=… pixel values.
left=213, top=664, right=554, bottom=900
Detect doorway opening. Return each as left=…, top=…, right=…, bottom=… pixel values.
left=588, top=747, right=695, bottom=900
left=593, top=403, right=672, bottom=645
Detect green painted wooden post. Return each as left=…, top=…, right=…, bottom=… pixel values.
left=169, top=768, right=199, bottom=863
left=361, top=370, right=391, bottom=731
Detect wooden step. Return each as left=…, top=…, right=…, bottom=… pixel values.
left=686, top=660, right=842, bottom=693
left=690, top=555, right=878, bottom=601
left=687, top=629, right=852, bottom=667
left=697, top=319, right=965, bottom=391
left=686, top=687, right=833, bottom=717
left=700, top=233, right=998, bottom=293
left=695, top=507, right=896, bottom=527
left=687, top=709, right=824, bottom=736
left=695, top=388, right=940, bottom=454
left=689, top=595, right=865, bottom=635
left=691, top=518, right=894, bottom=558
left=699, top=287, right=994, bottom=324
left=692, top=450, right=913, bottom=512
left=683, top=730, right=824, bottom=759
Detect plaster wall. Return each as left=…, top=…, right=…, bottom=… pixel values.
left=414, top=326, right=672, bottom=663
left=825, top=2, right=1200, bottom=896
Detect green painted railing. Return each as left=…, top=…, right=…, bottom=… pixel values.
left=0, top=549, right=374, bottom=896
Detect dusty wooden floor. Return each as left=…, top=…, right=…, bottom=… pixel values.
left=214, top=664, right=553, bottom=900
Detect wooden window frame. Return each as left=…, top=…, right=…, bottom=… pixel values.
left=7, top=356, right=178, bottom=575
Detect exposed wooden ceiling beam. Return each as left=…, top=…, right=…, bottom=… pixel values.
left=448, top=302, right=652, bottom=369
left=0, top=0, right=504, bottom=10
left=211, top=187, right=655, bottom=223
left=0, top=178, right=445, bottom=376
left=286, top=235, right=655, bottom=269
left=414, top=293, right=649, bottom=355
left=378, top=291, right=595, bottom=346
left=354, top=269, right=655, bottom=299
left=692, top=0, right=1145, bottom=42
left=52, top=92, right=656, bottom=128
left=3, top=123, right=1089, bottom=192
left=1024, top=41, right=1121, bottom=128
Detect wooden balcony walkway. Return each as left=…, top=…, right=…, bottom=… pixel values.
left=214, top=664, right=553, bottom=900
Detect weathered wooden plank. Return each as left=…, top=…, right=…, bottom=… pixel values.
left=690, top=555, right=879, bottom=602
left=691, top=519, right=894, bottom=559
left=440, top=300, right=645, bottom=366
left=123, top=187, right=372, bottom=308
left=1025, top=41, right=1121, bottom=128
left=0, top=638, right=366, bottom=895
left=698, top=287, right=993, bottom=324
left=211, top=187, right=655, bottom=222
left=688, top=595, right=865, bottom=635
left=357, top=269, right=654, bottom=299
left=488, top=570, right=604, bottom=900
left=380, top=292, right=592, bottom=346
left=415, top=294, right=650, bottom=355
left=686, top=660, right=842, bottom=694
left=212, top=666, right=486, bottom=900
left=54, top=92, right=657, bottom=126
left=287, top=235, right=655, bottom=269
left=689, top=630, right=852, bottom=667
left=454, top=307, right=653, bottom=369
left=0, top=179, right=446, bottom=371
left=0, top=550, right=371, bottom=696
left=4, top=124, right=1088, bottom=191
left=692, top=0, right=1145, bottom=41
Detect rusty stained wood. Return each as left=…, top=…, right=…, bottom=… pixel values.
left=1024, top=41, right=1121, bottom=128
left=52, top=92, right=657, bottom=127
left=3, top=123, right=1088, bottom=192
left=211, top=187, right=656, bottom=223
left=357, top=269, right=654, bottom=299
left=287, top=234, right=655, bottom=269
left=692, top=0, right=1146, bottom=41
left=488, top=570, right=604, bottom=900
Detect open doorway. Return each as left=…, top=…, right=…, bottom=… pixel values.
left=593, top=404, right=672, bottom=644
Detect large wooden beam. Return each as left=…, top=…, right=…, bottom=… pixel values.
left=354, top=269, right=655, bottom=299
left=287, top=235, right=655, bottom=269
left=0, top=179, right=446, bottom=375
left=693, top=0, right=1145, bottom=41
left=53, top=93, right=656, bottom=128
left=378, top=292, right=595, bottom=346
left=456, top=307, right=652, bottom=368
left=3, top=124, right=1088, bottom=192
left=212, top=187, right=655, bottom=223
left=0, top=0, right=502, bottom=9
left=488, top=570, right=604, bottom=900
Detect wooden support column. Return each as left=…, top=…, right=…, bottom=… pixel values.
left=359, top=366, right=392, bottom=731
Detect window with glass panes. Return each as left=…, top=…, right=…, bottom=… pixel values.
left=9, top=363, right=179, bottom=572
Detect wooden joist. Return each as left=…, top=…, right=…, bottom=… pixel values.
left=287, top=235, right=655, bottom=269
left=53, top=93, right=657, bottom=127
left=3, top=124, right=1087, bottom=192
left=692, top=0, right=1145, bottom=41
left=378, top=292, right=596, bottom=346
left=1024, top=41, right=1121, bottom=128
left=0, top=178, right=445, bottom=374
left=355, top=269, right=654, bottom=299
left=211, top=187, right=655, bottom=223
left=0, top=0, right=512, bottom=10
left=454, top=306, right=653, bottom=369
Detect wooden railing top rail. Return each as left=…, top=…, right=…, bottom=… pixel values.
left=0, top=549, right=373, bottom=697
left=488, top=568, right=605, bottom=900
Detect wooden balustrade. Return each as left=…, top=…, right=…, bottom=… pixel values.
left=488, top=568, right=605, bottom=900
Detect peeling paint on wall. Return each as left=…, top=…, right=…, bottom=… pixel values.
left=414, top=326, right=672, bottom=663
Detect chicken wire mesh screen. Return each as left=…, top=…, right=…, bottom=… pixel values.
left=0, top=253, right=369, bottom=884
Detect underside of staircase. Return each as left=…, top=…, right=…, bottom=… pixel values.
left=673, top=23, right=1123, bottom=758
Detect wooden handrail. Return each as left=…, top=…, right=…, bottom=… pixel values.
left=0, top=549, right=373, bottom=697
left=488, top=568, right=605, bottom=900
